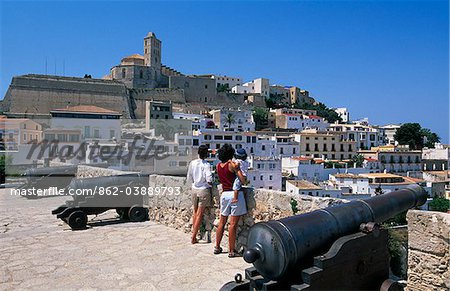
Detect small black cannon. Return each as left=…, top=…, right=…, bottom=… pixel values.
left=52, top=173, right=149, bottom=230
left=221, top=185, right=427, bottom=291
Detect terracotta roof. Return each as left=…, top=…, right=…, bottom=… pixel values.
left=288, top=180, right=322, bottom=190
left=365, top=157, right=379, bottom=162
left=359, top=173, right=402, bottom=179
left=292, top=156, right=313, bottom=161
left=333, top=173, right=363, bottom=179
left=52, top=105, right=120, bottom=115
left=308, top=115, right=322, bottom=119
left=123, top=54, right=144, bottom=60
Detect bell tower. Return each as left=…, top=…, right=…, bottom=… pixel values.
left=144, top=32, right=161, bottom=71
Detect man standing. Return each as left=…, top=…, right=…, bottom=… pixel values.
left=186, top=145, right=212, bottom=244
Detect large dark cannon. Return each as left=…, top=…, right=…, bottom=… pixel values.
left=52, top=173, right=149, bottom=230
left=21, top=165, right=78, bottom=191
left=223, top=185, right=428, bottom=290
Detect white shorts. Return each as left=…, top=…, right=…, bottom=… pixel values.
left=220, top=191, right=247, bottom=217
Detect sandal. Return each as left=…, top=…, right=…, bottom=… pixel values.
left=228, top=250, right=241, bottom=258
left=214, top=246, right=223, bottom=254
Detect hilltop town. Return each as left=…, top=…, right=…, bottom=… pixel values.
left=0, top=30, right=449, bottom=291
left=1, top=32, right=448, bottom=202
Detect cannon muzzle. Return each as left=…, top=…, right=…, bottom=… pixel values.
left=245, top=185, right=427, bottom=280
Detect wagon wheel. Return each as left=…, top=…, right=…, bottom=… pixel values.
left=128, top=206, right=147, bottom=222
left=116, top=208, right=129, bottom=220
left=67, top=210, right=88, bottom=230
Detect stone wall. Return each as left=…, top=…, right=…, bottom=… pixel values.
left=169, top=76, right=217, bottom=103
left=76, top=165, right=136, bottom=178
left=407, top=210, right=450, bottom=290
left=129, top=88, right=185, bottom=119
left=147, top=174, right=346, bottom=251
left=1, top=74, right=132, bottom=118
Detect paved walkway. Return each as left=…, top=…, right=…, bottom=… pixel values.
left=0, top=189, right=250, bottom=290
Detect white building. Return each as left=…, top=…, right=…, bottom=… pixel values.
left=201, top=74, right=242, bottom=90
left=50, top=105, right=121, bottom=141
left=334, top=108, right=350, bottom=123
left=327, top=172, right=426, bottom=195
left=247, top=156, right=282, bottom=190
left=271, top=135, right=300, bottom=157
left=422, top=143, right=450, bottom=171
left=211, top=109, right=255, bottom=132
left=282, top=156, right=374, bottom=183
left=173, top=112, right=213, bottom=132
left=379, top=124, right=401, bottom=145
left=359, top=145, right=422, bottom=173
left=329, top=123, right=384, bottom=150
left=285, top=179, right=369, bottom=200
left=232, top=78, right=270, bottom=98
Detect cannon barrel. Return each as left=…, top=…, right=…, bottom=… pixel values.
left=243, top=185, right=427, bottom=280
left=23, top=165, right=78, bottom=177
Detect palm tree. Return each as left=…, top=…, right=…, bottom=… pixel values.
left=224, top=113, right=235, bottom=130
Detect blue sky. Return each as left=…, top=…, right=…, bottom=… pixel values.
left=1, top=0, right=448, bottom=142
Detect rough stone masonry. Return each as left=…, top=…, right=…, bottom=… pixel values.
left=407, top=210, right=450, bottom=291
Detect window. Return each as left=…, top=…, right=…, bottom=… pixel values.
left=84, top=126, right=91, bottom=138
left=314, top=144, right=319, bottom=151
left=122, top=69, right=126, bottom=78
left=110, top=130, right=115, bottom=139
left=236, top=136, right=242, bottom=141
left=93, top=129, right=100, bottom=139
left=140, top=70, right=144, bottom=79
left=205, top=85, right=208, bottom=89
left=262, top=145, right=266, bottom=150
left=23, top=134, right=26, bottom=141
left=269, top=175, right=273, bottom=180
left=193, top=139, right=199, bottom=146
left=306, top=144, right=310, bottom=151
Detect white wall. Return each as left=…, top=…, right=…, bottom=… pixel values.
left=51, top=118, right=121, bottom=141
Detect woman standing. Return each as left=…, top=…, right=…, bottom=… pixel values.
left=214, top=144, right=247, bottom=257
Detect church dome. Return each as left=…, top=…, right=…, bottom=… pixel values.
left=120, top=54, right=145, bottom=66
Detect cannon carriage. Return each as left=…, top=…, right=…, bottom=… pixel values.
left=52, top=173, right=149, bottom=230
left=222, top=185, right=428, bottom=291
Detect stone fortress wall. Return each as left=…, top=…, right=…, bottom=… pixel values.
left=147, top=174, right=346, bottom=250
left=406, top=210, right=450, bottom=290
left=0, top=74, right=266, bottom=119
left=1, top=74, right=132, bottom=118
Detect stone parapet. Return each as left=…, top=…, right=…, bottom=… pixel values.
left=147, top=174, right=346, bottom=250
left=407, top=210, right=450, bottom=290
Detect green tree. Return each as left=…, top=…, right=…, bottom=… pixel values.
left=394, top=123, right=423, bottom=149
left=294, top=102, right=342, bottom=123
left=253, top=107, right=268, bottom=130
left=428, top=197, right=449, bottom=213
left=351, top=154, right=365, bottom=167
left=217, top=84, right=230, bottom=93
left=394, top=123, right=440, bottom=150
left=420, top=128, right=441, bottom=148
left=225, top=113, right=235, bottom=130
